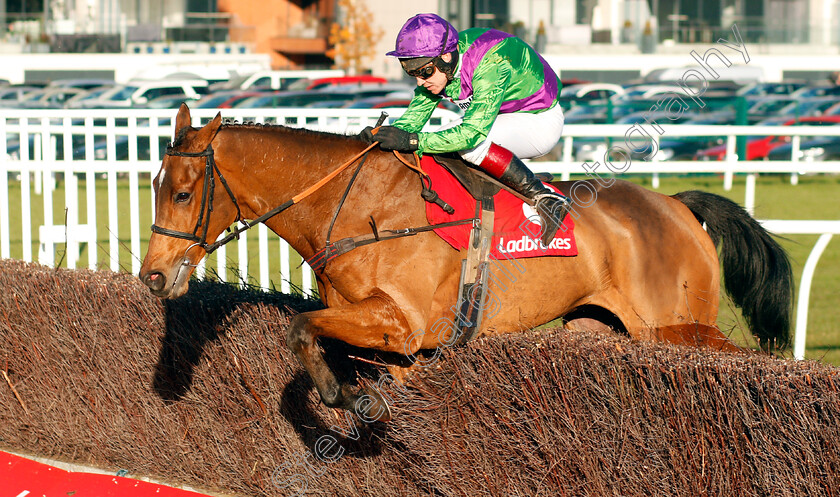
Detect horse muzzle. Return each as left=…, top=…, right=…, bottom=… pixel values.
left=141, top=271, right=168, bottom=296
left=139, top=256, right=194, bottom=299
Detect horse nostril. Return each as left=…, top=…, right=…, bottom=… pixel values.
left=142, top=272, right=166, bottom=292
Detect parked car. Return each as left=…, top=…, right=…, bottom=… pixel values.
left=342, top=95, right=413, bottom=109
left=736, top=81, right=807, bottom=97
left=134, top=94, right=201, bottom=109
left=16, top=88, right=88, bottom=109
left=561, top=104, right=612, bottom=124
left=745, top=96, right=798, bottom=124
left=46, top=78, right=116, bottom=90
left=817, top=101, right=840, bottom=117
left=755, top=97, right=840, bottom=125
left=83, top=79, right=210, bottom=108
left=286, top=75, right=389, bottom=91
left=234, top=85, right=411, bottom=109
left=765, top=128, right=840, bottom=161
left=790, top=85, right=840, bottom=99
left=644, top=64, right=764, bottom=85
left=192, top=90, right=262, bottom=109
left=558, top=83, right=626, bottom=111
left=343, top=94, right=460, bottom=113
left=573, top=111, right=697, bottom=162
left=319, top=82, right=412, bottom=96
left=234, top=90, right=358, bottom=109
left=694, top=115, right=840, bottom=160
left=64, top=86, right=113, bottom=108
left=210, top=70, right=345, bottom=92
left=0, top=86, right=41, bottom=107
left=655, top=111, right=737, bottom=160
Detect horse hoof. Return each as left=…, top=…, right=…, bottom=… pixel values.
left=353, top=386, right=392, bottom=423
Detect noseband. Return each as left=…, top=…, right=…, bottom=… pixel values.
left=150, top=140, right=378, bottom=258
left=149, top=121, right=470, bottom=272
left=151, top=144, right=244, bottom=254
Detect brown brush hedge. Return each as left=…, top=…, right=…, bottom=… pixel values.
left=1, top=259, right=839, bottom=496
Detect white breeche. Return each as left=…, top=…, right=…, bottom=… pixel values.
left=438, top=103, right=565, bottom=165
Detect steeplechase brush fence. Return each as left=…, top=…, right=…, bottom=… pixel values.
left=1, top=259, right=838, bottom=496
left=1, top=109, right=837, bottom=359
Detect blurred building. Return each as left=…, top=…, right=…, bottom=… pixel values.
left=440, top=0, right=839, bottom=47
left=3, top=1, right=839, bottom=53
left=0, top=0, right=338, bottom=68
left=1, top=0, right=839, bottom=79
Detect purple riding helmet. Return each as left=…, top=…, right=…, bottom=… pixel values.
left=387, top=13, right=459, bottom=79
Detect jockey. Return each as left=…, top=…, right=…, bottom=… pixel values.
left=360, top=13, right=570, bottom=246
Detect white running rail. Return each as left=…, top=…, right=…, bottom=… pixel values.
left=0, top=108, right=460, bottom=295
left=760, top=220, right=840, bottom=360
left=0, top=111, right=837, bottom=359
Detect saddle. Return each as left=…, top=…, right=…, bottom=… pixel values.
left=428, top=152, right=553, bottom=204
left=432, top=153, right=502, bottom=200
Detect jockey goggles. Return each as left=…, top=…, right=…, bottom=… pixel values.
left=401, top=59, right=438, bottom=79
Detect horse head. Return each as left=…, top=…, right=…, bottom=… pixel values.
left=139, top=103, right=236, bottom=299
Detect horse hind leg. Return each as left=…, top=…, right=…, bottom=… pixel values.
left=285, top=291, right=414, bottom=422
left=653, top=323, right=745, bottom=353
left=580, top=288, right=744, bottom=354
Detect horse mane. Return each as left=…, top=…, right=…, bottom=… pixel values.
left=170, top=126, right=191, bottom=148
left=219, top=120, right=367, bottom=144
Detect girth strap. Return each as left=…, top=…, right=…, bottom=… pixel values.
left=307, top=218, right=475, bottom=272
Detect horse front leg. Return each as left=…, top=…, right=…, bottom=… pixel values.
left=285, top=291, right=415, bottom=422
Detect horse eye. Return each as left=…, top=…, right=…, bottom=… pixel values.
left=175, top=192, right=191, bottom=203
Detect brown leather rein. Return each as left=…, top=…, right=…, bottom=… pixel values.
left=151, top=138, right=475, bottom=270
left=307, top=147, right=473, bottom=271
left=151, top=140, right=378, bottom=254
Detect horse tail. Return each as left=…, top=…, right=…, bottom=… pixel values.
left=672, top=190, right=793, bottom=350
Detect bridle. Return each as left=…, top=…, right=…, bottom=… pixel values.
left=150, top=117, right=470, bottom=273
left=151, top=144, right=245, bottom=256
left=150, top=138, right=384, bottom=263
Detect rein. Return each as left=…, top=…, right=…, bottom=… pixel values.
left=152, top=132, right=474, bottom=272
left=151, top=140, right=378, bottom=255
left=311, top=149, right=465, bottom=272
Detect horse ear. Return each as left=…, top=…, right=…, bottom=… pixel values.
left=194, top=112, right=223, bottom=147
left=175, top=103, right=192, bottom=136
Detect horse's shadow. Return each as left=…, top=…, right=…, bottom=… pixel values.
left=151, top=279, right=321, bottom=401
left=150, top=280, right=394, bottom=457
left=278, top=368, right=390, bottom=458
left=277, top=336, right=421, bottom=457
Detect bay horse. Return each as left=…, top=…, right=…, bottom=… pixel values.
left=139, top=104, right=792, bottom=420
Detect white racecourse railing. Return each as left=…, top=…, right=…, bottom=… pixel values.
left=0, top=107, right=460, bottom=295
left=758, top=221, right=840, bottom=360
left=0, top=111, right=837, bottom=359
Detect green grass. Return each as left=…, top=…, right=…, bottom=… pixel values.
left=2, top=172, right=838, bottom=364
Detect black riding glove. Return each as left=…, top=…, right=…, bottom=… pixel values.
left=374, top=126, right=419, bottom=152
left=359, top=126, right=376, bottom=143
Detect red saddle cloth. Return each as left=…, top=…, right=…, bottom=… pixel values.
left=421, top=155, right=578, bottom=259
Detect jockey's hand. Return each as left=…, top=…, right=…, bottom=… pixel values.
left=359, top=126, right=376, bottom=143
left=374, top=126, right=419, bottom=152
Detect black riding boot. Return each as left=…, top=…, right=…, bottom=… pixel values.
left=480, top=144, right=571, bottom=246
